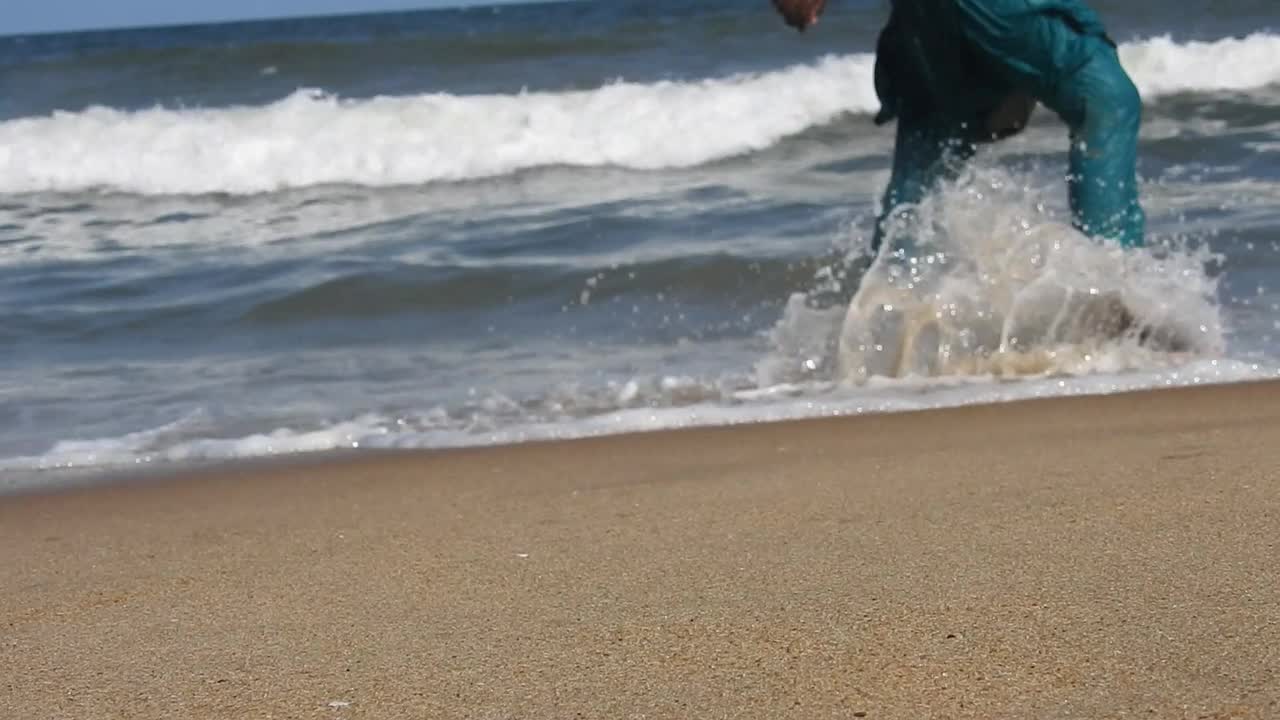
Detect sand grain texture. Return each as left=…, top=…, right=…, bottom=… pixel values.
left=3, top=382, right=1279, bottom=719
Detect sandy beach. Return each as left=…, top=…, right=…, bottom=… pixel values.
left=3, top=381, right=1279, bottom=719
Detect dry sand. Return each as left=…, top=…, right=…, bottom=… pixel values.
left=2, top=381, right=1279, bottom=719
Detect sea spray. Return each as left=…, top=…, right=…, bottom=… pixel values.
left=760, top=166, right=1225, bottom=385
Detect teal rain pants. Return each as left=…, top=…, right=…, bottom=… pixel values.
left=872, top=3, right=1145, bottom=251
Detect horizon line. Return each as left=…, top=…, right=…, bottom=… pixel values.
left=1, top=0, right=576, bottom=39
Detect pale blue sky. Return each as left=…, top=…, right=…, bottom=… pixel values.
left=5, top=0, right=535, bottom=35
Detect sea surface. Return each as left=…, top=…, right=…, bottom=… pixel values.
left=3, top=0, right=1280, bottom=489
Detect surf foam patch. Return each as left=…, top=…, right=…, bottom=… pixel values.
left=1, top=34, right=1278, bottom=195
left=1122, top=33, right=1280, bottom=98
left=0, top=56, right=877, bottom=195
left=3, top=358, right=1274, bottom=488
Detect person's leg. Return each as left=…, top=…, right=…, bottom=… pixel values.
left=873, top=119, right=975, bottom=253
left=1049, top=41, right=1146, bottom=247
left=953, top=1, right=1145, bottom=247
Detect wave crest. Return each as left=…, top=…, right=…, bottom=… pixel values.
left=1, top=33, right=1278, bottom=195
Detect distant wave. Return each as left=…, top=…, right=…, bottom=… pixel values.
left=1119, top=33, right=1280, bottom=96
left=2, top=33, right=1278, bottom=196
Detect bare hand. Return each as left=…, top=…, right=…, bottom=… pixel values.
left=772, top=0, right=827, bottom=32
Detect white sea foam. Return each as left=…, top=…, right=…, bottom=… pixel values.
left=1120, top=33, right=1280, bottom=97
left=1, top=34, right=1278, bottom=195
left=2, top=359, right=1274, bottom=488
left=0, top=56, right=876, bottom=195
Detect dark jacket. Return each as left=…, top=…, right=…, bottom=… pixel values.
left=874, top=0, right=1114, bottom=128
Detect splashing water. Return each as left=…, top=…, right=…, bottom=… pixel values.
left=761, top=166, right=1225, bottom=386
left=840, top=166, right=1225, bottom=381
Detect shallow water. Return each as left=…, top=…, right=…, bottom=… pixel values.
left=2, top=0, right=1280, bottom=488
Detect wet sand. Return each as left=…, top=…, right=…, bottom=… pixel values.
left=3, top=382, right=1279, bottom=719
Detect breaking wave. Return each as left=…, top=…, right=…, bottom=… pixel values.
left=0, top=33, right=1278, bottom=195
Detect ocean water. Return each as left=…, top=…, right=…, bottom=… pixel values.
left=3, top=0, right=1280, bottom=489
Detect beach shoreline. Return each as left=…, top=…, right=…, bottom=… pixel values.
left=3, top=381, right=1278, bottom=718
